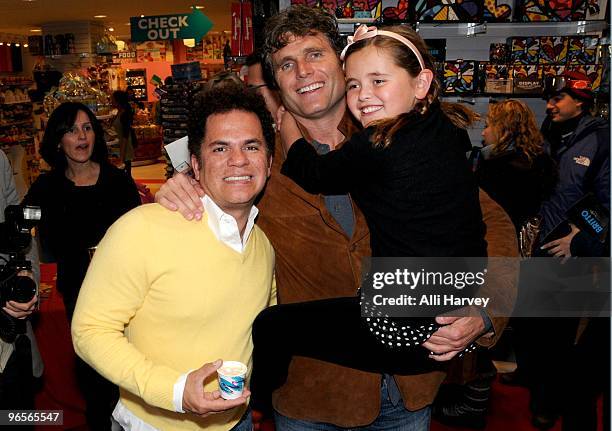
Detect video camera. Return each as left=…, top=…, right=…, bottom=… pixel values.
left=0, top=205, right=41, bottom=307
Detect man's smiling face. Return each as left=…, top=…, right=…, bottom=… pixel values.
left=271, top=32, right=346, bottom=122
left=192, top=110, right=272, bottom=219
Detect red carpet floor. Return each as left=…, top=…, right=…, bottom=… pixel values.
left=33, top=263, right=603, bottom=431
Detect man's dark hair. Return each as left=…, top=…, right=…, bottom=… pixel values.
left=261, top=5, right=342, bottom=90
left=187, top=86, right=275, bottom=163
left=40, top=102, right=108, bottom=170
left=245, top=51, right=263, bottom=67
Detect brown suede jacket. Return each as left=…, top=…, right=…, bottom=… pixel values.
left=256, top=114, right=518, bottom=427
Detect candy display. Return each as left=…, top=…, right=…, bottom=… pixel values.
left=442, top=60, right=477, bottom=94
left=538, top=36, right=568, bottom=64
left=513, top=64, right=543, bottom=93
left=541, top=64, right=567, bottom=77
left=43, top=72, right=111, bottom=116
left=511, top=37, right=540, bottom=64
left=490, top=43, right=511, bottom=63
left=483, top=63, right=513, bottom=93
left=567, top=36, right=600, bottom=65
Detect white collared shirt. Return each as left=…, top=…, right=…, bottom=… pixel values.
left=203, top=194, right=259, bottom=254
left=113, top=196, right=259, bottom=430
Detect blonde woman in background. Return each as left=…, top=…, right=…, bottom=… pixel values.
left=477, top=99, right=556, bottom=234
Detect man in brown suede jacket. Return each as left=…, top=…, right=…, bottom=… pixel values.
left=156, top=6, right=517, bottom=430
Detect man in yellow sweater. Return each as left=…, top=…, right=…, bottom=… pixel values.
left=71, top=87, right=277, bottom=431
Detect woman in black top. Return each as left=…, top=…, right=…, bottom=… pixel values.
left=476, top=99, right=556, bottom=234
left=22, top=102, right=140, bottom=431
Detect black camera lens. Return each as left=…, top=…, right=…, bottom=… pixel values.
left=9, top=275, right=37, bottom=303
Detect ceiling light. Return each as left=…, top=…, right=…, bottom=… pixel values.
left=0, top=43, right=3, bottom=46
left=94, top=15, right=107, bottom=18
left=15, top=43, right=20, bottom=47
left=108, top=27, right=114, bottom=32
left=30, top=29, right=41, bottom=32
left=140, top=14, right=144, bottom=18
left=195, top=5, right=204, bottom=9
left=24, top=44, right=29, bottom=48
left=6, top=43, right=11, bottom=46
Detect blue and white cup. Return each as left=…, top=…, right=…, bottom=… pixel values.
left=217, top=361, right=247, bottom=400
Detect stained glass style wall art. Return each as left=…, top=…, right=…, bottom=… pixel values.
left=511, top=37, right=540, bottom=64
left=516, top=0, right=587, bottom=22
left=412, top=0, right=483, bottom=22
left=538, top=37, right=569, bottom=64
left=483, top=0, right=515, bottom=21
left=443, top=60, right=478, bottom=93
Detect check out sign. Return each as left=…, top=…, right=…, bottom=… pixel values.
left=130, top=8, right=213, bottom=42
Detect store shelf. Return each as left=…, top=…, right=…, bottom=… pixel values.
left=0, top=137, right=34, bottom=147
left=44, top=53, right=90, bottom=59
left=0, top=119, right=33, bottom=128
left=0, top=100, right=32, bottom=105
left=415, top=20, right=609, bottom=38
left=0, top=82, right=34, bottom=88
left=334, top=17, right=609, bottom=38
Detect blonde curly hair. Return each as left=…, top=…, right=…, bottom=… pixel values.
left=486, top=99, right=544, bottom=163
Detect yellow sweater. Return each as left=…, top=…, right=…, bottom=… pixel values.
left=72, top=204, right=276, bottom=431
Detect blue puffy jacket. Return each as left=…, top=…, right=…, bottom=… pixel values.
left=538, top=114, right=610, bottom=249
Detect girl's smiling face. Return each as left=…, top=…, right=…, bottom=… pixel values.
left=345, top=45, right=421, bottom=127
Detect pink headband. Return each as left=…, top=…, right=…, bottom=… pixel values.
left=339, top=25, right=426, bottom=71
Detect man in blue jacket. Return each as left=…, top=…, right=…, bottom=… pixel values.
left=525, top=71, right=610, bottom=430
left=539, top=71, right=610, bottom=257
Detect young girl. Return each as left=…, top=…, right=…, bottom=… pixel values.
left=248, top=24, right=487, bottom=411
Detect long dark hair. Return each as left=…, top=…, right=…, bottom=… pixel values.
left=112, top=90, right=134, bottom=138
left=39, top=102, right=108, bottom=170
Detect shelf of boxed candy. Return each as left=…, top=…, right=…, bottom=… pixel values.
left=132, top=107, right=163, bottom=166
left=0, top=78, right=35, bottom=150
left=435, top=35, right=610, bottom=99
left=159, top=81, right=203, bottom=178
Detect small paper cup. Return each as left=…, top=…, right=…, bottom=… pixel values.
left=217, top=361, right=247, bottom=400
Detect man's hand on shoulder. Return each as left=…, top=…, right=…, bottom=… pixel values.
left=422, top=308, right=486, bottom=361
left=155, top=172, right=205, bottom=221
left=182, top=359, right=250, bottom=417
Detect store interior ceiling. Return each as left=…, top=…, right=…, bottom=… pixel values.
left=0, top=0, right=231, bottom=38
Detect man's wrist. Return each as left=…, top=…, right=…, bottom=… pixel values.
left=174, top=371, right=191, bottom=413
